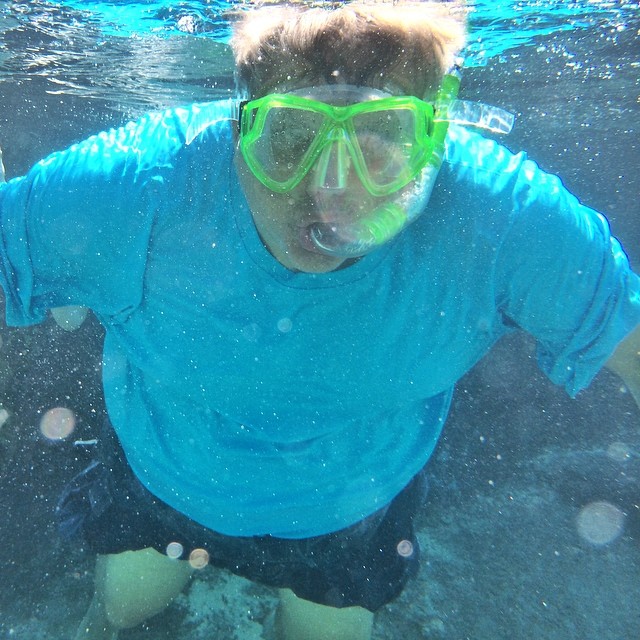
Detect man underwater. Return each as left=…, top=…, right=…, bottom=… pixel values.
left=0, top=2, right=639, bottom=639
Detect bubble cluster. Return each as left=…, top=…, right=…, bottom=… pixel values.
left=165, top=541, right=184, bottom=560
left=188, top=548, right=210, bottom=569
left=576, top=501, right=625, bottom=546
left=40, top=407, right=76, bottom=440
left=177, top=15, right=197, bottom=34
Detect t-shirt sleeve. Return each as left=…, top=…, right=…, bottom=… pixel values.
left=0, top=110, right=185, bottom=326
left=493, top=152, right=640, bottom=396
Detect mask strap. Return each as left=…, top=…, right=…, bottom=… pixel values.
left=236, top=100, right=248, bottom=133
left=433, top=61, right=515, bottom=135
left=446, top=100, right=515, bottom=135
left=429, top=68, right=462, bottom=164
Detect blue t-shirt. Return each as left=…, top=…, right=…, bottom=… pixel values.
left=1, top=100, right=639, bottom=538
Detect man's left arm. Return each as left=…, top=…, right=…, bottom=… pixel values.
left=605, top=323, right=640, bottom=409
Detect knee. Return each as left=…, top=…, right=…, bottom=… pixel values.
left=276, top=589, right=374, bottom=640
left=99, top=549, right=193, bottom=629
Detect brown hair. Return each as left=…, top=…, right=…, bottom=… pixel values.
left=230, top=1, right=467, bottom=100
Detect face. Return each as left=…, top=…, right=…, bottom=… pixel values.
left=234, top=149, right=361, bottom=273
left=234, top=78, right=436, bottom=273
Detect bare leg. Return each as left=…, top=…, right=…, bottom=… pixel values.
left=74, top=548, right=193, bottom=639
left=276, top=588, right=374, bottom=640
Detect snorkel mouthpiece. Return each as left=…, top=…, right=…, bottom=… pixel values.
left=309, top=203, right=408, bottom=258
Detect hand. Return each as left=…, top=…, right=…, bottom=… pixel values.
left=606, top=324, right=640, bottom=410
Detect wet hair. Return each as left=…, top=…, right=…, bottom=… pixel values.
left=230, top=1, right=467, bottom=100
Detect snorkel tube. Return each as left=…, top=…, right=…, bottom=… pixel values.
left=307, top=71, right=462, bottom=258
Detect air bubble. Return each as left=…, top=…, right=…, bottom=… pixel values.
left=166, top=541, right=184, bottom=559
left=576, top=501, right=625, bottom=546
left=606, top=441, right=632, bottom=462
left=396, top=539, right=414, bottom=558
left=40, top=407, right=76, bottom=440
left=277, top=317, right=292, bottom=333
left=242, top=323, right=261, bottom=342
left=189, top=548, right=210, bottom=569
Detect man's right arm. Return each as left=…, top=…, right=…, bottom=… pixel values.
left=0, top=111, right=178, bottom=328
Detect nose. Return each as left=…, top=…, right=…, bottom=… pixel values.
left=311, top=135, right=351, bottom=192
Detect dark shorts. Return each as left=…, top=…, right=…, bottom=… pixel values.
left=57, top=421, right=429, bottom=612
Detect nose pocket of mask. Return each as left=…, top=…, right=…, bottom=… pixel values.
left=312, top=136, right=351, bottom=191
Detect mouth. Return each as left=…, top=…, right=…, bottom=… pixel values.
left=297, top=223, right=331, bottom=254
left=296, top=200, right=369, bottom=256
left=298, top=220, right=361, bottom=258
left=294, top=196, right=371, bottom=256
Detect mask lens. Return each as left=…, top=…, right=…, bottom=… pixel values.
left=248, top=105, right=325, bottom=185
left=352, top=106, right=427, bottom=192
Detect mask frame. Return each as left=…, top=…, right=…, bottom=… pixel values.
left=238, top=74, right=460, bottom=197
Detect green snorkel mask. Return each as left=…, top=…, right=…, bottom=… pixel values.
left=238, top=71, right=512, bottom=258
